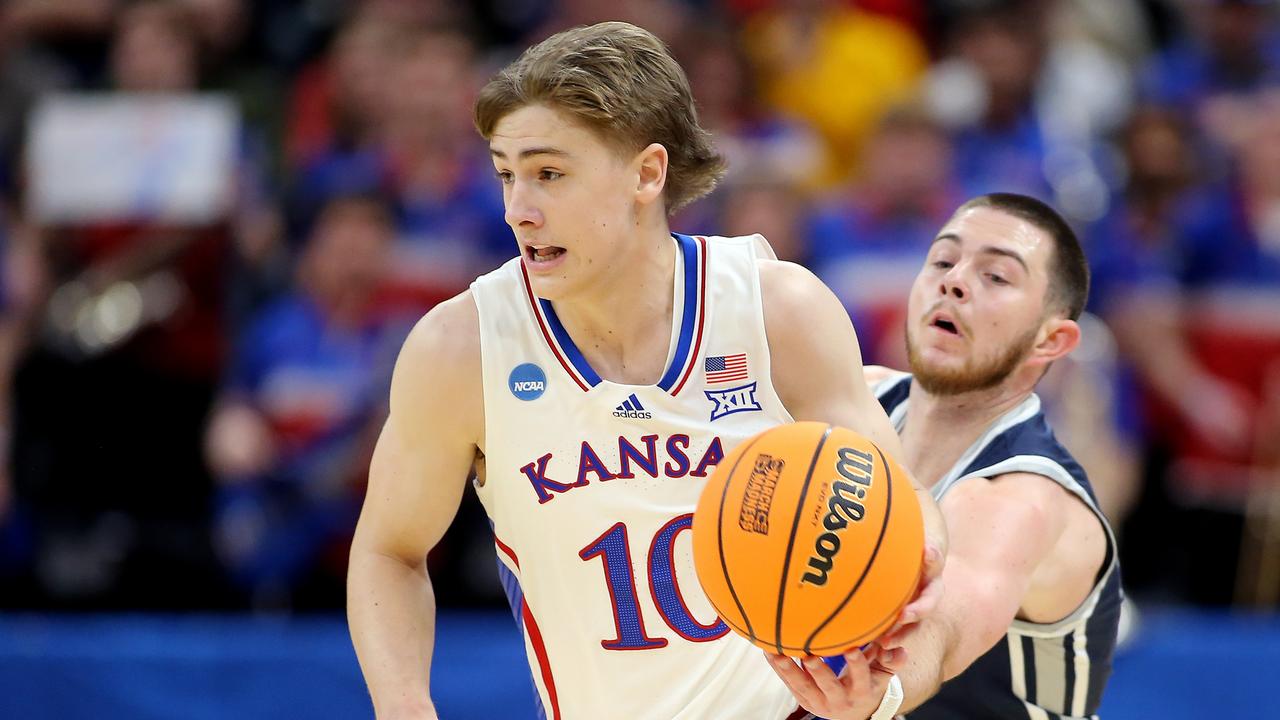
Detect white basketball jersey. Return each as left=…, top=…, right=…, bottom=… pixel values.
left=471, top=233, right=800, bottom=720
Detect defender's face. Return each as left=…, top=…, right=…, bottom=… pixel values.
left=489, top=104, right=639, bottom=300
left=905, top=207, right=1055, bottom=393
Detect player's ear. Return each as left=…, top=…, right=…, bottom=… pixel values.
left=635, top=143, right=668, bottom=207
left=1031, top=316, right=1080, bottom=366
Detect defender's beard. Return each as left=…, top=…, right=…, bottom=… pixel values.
left=906, top=323, right=1039, bottom=396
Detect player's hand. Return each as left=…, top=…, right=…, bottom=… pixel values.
left=874, top=542, right=943, bottom=664
left=764, top=646, right=896, bottom=720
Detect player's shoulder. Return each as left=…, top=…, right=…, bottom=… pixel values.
left=387, top=289, right=483, bottom=434
left=755, top=258, right=831, bottom=308
left=397, top=289, right=481, bottom=378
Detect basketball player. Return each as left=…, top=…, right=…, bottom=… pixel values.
left=346, top=22, right=945, bottom=720
left=766, top=194, right=1121, bottom=719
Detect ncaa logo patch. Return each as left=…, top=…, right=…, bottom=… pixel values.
left=705, top=382, right=762, bottom=421
left=508, top=363, right=547, bottom=401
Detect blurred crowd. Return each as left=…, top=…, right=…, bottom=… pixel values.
left=0, top=0, right=1277, bottom=614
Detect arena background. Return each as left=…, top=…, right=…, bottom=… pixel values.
left=0, top=0, right=1278, bottom=717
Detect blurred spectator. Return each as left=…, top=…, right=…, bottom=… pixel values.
left=285, top=9, right=408, bottom=179
left=1101, top=93, right=1280, bottom=606
left=1165, top=91, right=1280, bottom=497
left=1084, top=106, right=1234, bottom=600
left=739, top=0, right=929, bottom=186
left=285, top=13, right=510, bottom=317
left=377, top=26, right=511, bottom=313
left=1141, top=0, right=1280, bottom=123
left=927, top=0, right=1056, bottom=200
left=719, top=179, right=811, bottom=265
left=925, top=0, right=1116, bottom=223
left=205, top=194, right=406, bottom=609
left=681, top=23, right=824, bottom=191
left=1141, top=0, right=1280, bottom=183
left=808, top=107, right=961, bottom=366
left=1086, top=106, right=1236, bottom=455
left=673, top=20, right=823, bottom=233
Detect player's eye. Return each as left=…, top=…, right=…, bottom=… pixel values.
left=539, top=169, right=563, bottom=181
left=496, top=170, right=514, bottom=185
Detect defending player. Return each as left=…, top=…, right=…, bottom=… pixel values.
left=767, top=194, right=1121, bottom=719
left=346, top=22, right=945, bottom=720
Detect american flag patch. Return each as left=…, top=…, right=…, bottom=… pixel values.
left=705, top=353, right=748, bottom=384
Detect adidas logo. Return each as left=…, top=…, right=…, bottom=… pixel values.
left=613, top=393, right=653, bottom=419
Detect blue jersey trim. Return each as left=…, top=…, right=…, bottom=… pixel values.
left=657, top=233, right=700, bottom=391
left=538, top=297, right=603, bottom=388
left=537, top=233, right=701, bottom=392
left=494, top=555, right=550, bottom=720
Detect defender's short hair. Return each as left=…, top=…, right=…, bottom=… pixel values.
left=957, top=193, right=1090, bottom=320
left=474, top=22, right=726, bottom=213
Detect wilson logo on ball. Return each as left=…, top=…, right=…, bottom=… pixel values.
left=738, top=454, right=784, bottom=535
left=801, top=447, right=875, bottom=587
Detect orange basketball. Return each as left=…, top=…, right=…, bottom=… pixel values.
left=692, top=421, right=924, bottom=657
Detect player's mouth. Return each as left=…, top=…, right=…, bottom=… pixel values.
left=524, top=244, right=567, bottom=267
left=928, top=311, right=964, bottom=337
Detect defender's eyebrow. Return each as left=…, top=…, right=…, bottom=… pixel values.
left=930, top=233, right=1030, bottom=272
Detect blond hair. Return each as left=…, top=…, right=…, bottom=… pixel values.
left=475, top=22, right=725, bottom=213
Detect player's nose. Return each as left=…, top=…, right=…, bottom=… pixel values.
left=504, top=182, right=544, bottom=228
left=938, top=265, right=969, bottom=302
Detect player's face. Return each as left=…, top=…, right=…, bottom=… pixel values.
left=905, top=207, right=1054, bottom=395
left=489, top=104, right=644, bottom=301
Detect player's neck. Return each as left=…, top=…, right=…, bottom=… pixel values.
left=553, top=227, right=678, bottom=384
left=900, top=380, right=1034, bottom=487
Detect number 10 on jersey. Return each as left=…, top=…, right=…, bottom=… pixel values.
left=578, top=513, right=729, bottom=650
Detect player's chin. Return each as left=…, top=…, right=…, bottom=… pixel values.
left=915, top=349, right=968, bottom=373
left=525, top=270, right=576, bottom=301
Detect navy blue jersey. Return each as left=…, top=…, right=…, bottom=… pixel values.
left=876, top=374, right=1122, bottom=720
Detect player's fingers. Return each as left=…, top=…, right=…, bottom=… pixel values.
left=887, top=548, right=944, bottom=632
left=764, top=652, right=822, bottom=708
left=899, top=575, right=943, bottom=631
left=869, top=644, right=908, bottom=674
left=904, top=549, right=945, bottom=618
left=839, top=648, right=876, bottom=695
left=802, top=656, right=844, bottom=699
left=921, top=542, right=944, bottom=580
left=879, top=547, right=945, bottom=643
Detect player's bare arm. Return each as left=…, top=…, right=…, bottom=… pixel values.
left=348, top=292, right=484, bottom=720
left=901, top=474, right=1069, bottom=690
left=758, top=259, right=947, bottom=560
